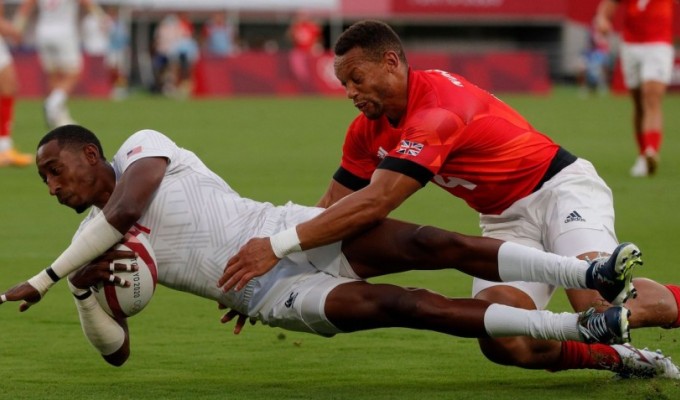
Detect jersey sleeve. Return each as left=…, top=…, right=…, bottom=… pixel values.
left=338, top=117, right=378, bottom=181
left=112, top=130, right=179, bottom=176
left=382, top=108, right=464, bottom=177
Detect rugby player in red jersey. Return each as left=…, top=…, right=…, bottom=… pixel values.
left=595, top=0, right=676, bottom=176
left=221, top=20, right=680, bottom=378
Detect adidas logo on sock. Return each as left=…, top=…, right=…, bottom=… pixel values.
left=564, top=211, right=586, bottom=223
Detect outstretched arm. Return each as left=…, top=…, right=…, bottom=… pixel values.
left=219, top=169, right=422, bottom=291
left=0, top=157, right=168, bottom=310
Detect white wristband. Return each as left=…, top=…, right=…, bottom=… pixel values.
left=270, top=227, right=302, bottom=258
left=27, top=269, right=58, bottom=297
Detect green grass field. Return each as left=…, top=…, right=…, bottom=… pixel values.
left=1, top=87, right=679, bottom=399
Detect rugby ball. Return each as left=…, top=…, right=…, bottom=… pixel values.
left=93, top=230, right=158, bottom=319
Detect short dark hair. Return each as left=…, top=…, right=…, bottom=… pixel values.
left=334, top=20, right=407, bottom=64
left=38, top=124, right=106, bottom=160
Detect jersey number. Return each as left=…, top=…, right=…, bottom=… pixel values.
left=433, top=175, right=477, bottom=190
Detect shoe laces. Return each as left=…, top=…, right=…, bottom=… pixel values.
left=580, top=308, right=612, bottom=342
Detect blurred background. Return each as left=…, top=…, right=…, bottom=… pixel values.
left=6, top=0, right=679, bottom=99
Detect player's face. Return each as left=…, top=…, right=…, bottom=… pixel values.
left=334, top=47, right=396, bottom=120
left=36, top=140, right=98, bottom=214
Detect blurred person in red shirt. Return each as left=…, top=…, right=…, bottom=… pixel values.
left=595, top=0, right=676, bottom=177
left=287, top=12, right=323, bottom=92
left=288, top=11, right=322, bottom=55
left=0, top=0, right=31, bottom=166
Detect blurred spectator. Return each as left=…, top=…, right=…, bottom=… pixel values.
left=0, top=0, right=32, bottom=167
left=201, top=11, right=238, bottom=57
left=153, top=12, right=199, bottom=98
left=595, top=0, right=675, bottom=177
left=14, top=0, right=105, bottom=128
left=103, top=5, right=129, bottom=100
left=286, top=12, right=323, bottom=92
left=577, top=22, right=612, bottom=97
left=287, top=11, right=322, bottom=55
left=80, top=8, right=107, bottom=56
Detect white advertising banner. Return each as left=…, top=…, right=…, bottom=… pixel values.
left=121, top=0, right=339, bottom=11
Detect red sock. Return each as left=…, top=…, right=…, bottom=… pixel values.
left=642, top=130, right=661, bottom=153
left=548, top=341, right=620, bottom=372
left=0, top=96, right=14, bottom=136
left=663, top=284, right=680, bottom=329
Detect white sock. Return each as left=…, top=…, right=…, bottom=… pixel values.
left=0, top=137, right=11, bottom=152
left=483, top=303, right=582, bottom=341
left=497, top=242, right=588, bottom=289
left=46, top=89, right=67, bottom=109
left=45, top=89, right=67, bottom=119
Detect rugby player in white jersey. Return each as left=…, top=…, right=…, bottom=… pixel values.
left=1, top=125, right=675, bottom=378
left=13, top=0, right=105, bottom=128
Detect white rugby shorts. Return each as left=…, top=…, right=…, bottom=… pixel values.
left=36, top=33, right=82, bottom=72
left=473, top=158, right=618, bottom=309
left=249, top=241, right=360, bottom=337
left=0, top=36, right=12, bottom=70
left=620, top=42, right=675, bottom=88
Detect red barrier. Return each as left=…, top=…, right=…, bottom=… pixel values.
left=13, top=49, right=550, bottom=98
left=14, top=51, right=111, bottom=98
left=193, top=51, right=343, bottom=97
left=193, top=50, right=550, bottom=97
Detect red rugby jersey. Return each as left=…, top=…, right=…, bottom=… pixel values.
left=620, top=0, right=675, bottom=44
left=338, top=69, right=560, bottom=215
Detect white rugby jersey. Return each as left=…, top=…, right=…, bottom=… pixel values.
left=36, top=0, right=79, bottom=39
left=77, top=129, right=323, bottom=315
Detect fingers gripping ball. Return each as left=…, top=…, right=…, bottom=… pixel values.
left=93, top=232, right=158, bottom=318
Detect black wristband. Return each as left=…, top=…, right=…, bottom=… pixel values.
left=45, top=267, right=61, bottom=282
left=73, top=289, right=93, bottom=300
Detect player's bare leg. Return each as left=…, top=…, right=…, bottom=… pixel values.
left=342, top=219, right=503, bottom=280
left=325, top=281, right=488, bottom=337
left=566, top=279, right=680, bottom=328
left=323, top=281, right=629, bottom=344
left=342, top=220, right=638, bottom=306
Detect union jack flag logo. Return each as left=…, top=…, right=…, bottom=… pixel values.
left=126, top=146, right=143, bottom=158
left=396, top=140, right=424, bottom=156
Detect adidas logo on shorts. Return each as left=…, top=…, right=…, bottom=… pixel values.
left=565, top=211, right=586, bottom=223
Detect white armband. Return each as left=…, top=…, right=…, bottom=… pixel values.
left=68, top=280, right=125, bottom=356
left=50, top=212, right=124, bottom=279
left=270, top=227, right=302, bottom=258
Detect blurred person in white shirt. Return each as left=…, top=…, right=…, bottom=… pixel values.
left=14, top=0, right=105, bottom=128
